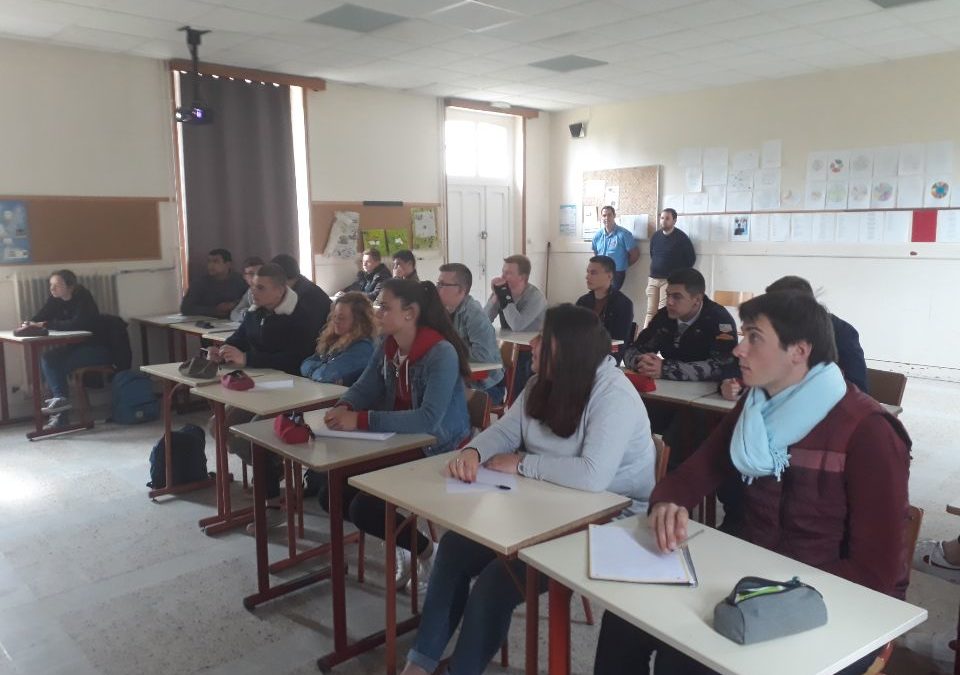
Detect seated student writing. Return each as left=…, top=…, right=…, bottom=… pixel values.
left=720, top=275, right=868, bottom=399
left=323, top=279, right=471, bottom=584
left=24, top=270, right=111, bottom=431
left=576, top=255, right=634, bottom=363
left=402, top=304, right=656, bottom=675
left=593, top=291, right=911, bottom=675
left=300, top=292, right=376, bottom=387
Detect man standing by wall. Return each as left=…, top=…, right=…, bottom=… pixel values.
left=591, top=205, right=639, bottom=291
left=647, top=208, right=696, bottom=327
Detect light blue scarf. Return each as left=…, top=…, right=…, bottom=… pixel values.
left=730, top=362, right=847, bottom=482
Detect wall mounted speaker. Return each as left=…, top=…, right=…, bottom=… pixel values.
left=569, top=122, right=586, bottom=138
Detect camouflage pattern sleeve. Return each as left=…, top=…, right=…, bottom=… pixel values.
left=623, top=313, right=666, bottom=369
left=661, top=320, right=738, bottom=381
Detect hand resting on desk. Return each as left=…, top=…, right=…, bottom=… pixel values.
left=649, top=502, right=689, bottom=553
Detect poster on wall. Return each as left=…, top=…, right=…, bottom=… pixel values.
left=559, top=205, right=577, bottom=237
left=324, top=211, right=360, bottom=259
left=0, top=201, right=32, bottom=263
left=411, top=207, right=439, bottom=249
left=385, top=228, right=410, bottom=255
left=362, top=229, right=386, bottom=252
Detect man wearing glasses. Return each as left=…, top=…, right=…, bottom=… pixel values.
left=437, top=263, right=505, bottom=404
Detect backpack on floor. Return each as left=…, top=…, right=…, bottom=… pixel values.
left=147, top=423, right=209, bottom=489
left=110, top=370, right=160, bottom=424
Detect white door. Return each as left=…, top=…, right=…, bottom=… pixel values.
left=447, top=183, right=510, bottom=305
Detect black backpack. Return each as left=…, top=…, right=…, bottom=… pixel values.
left=147, top=424, right=209, bottom=489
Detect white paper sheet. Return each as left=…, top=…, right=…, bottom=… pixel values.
left=925, top=141, right=954, bottom=175
left=588, top=523, right=696, bottom=585
left=871, top=178, right=897, bottom=208
left=754, top=168, right=781, bottom=191
left=826, top=151, right=850, bottom=179
left=780, top=188, right=801, bottom=208
left=761, top=139, right=781, bottom=168
left=807, top=152, right=828, bottom=180
left=706, top=185, right=726, bottom=212
left=897, top=175, right=924, bottom=208
left=732, top=149, right=759, bottom=171
left=727, top=169, right=753, bottom=193
left=710, top=216, right=729, bottom=242
left=849, top=149, right=873, bottom=178
left=257, top=380, right=295, bottom=390
left=790, top=213, right=813, bottom=241
left=898, top=143, right=925, bottom=176
left=804, top=181, right=826, bottom=210
left=825, top=181, right=848, bottom=210
left=605, top=185, right=620, bottom=210
left=684, top=192, right=708, bottom=214
left=813, top=213, right=836, bottom=242
left=684, top=167, right=703, bottom=193
left=924, top=176, right=952, bottom=208
left=678, top=147, right=702, bottom=167
left=445, top=467, right=518, bottom=494
left=874, top=146, right=900, bottom=178
left=770, top=214, right=791, bottom=242
left=751, top=214, right=770, bottom=241
left=702, top=164, right=728, bottom=187
left=859, top=211, right=885, bottom=243
left=884, top=211, right=912, bottom=243
left=703, top=146, right=728, bottom=167
left=938, top=210, right=960, bottom=242
left=753, top=188, right=780, bottom=211
left=663, top=194, right=684, bottom=213
left=837, top=213, right=861, bottom=243
left=726, top=191, right=753, bottom=212
left=848, top=180, right=871, bottom=209
left=731, top=215, right=750, bottom=241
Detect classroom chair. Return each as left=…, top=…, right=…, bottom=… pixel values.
left=466, top=389, right=492, bottom=433
left=864, top=504, right=924, bottom=675
left=69, top=364, right=117, bottom=426
left=491, top=341, right=518, bottom=416
left=713, top=290, right=754, bottom=308
left=652, top=434, right=671, bottom=484
left=866, top=368, right=907, bottom=406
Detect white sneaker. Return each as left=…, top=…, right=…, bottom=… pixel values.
left=415, top=545, right=437, bottom=597
left=41, top=397, right=71, bottom=414
left=382, top=541, right=413, bottom=589
left=913, top=539, right=960, bottom=584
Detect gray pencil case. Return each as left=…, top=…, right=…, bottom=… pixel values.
left=713, top=576, right=827, bottom=645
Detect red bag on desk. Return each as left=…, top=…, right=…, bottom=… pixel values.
left=13, top=325, right=48, bottom=337
left=624, top=369, right=657, bottom=393
left=273, top=412, right=314, bottom=444
left=220, top=369, right=255, bottom=391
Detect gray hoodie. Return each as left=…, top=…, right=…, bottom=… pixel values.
left=470, top=356, right=655, bottom=515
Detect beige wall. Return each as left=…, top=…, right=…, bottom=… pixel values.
left=548, top=49, right=960, bottom=372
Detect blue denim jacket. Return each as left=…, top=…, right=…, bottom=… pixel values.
left=451, top=295, right=504, bottom=392
left=339, top=339, right=470, bottom=456
left=299, top=337, right=374, bottom=386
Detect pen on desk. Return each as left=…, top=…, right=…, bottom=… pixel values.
left=497, top=484, right=512, bottom=490
left=676, top=529, right=704, bottom=549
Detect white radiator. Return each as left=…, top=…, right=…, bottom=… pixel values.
left=15, top=272, right=120, bottom=321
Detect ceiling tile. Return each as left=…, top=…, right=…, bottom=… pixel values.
left=334, top=35, right=418, bottom=58
left=700, top=13, right=794, bottom=40
left=432, top=32, right=515, bottom=55
left=480, top=15, right=575, bottom=41
left=484, top=63, right=556, bottom=81
left=535, top=29, right=612, bottom=53
left=607, top=0, right=703, bottom=14
left=484, top=0, right=586, bottom=16
left=350, top=0, right=464, bottom=18
left=190, top=6, right=304, bottom=33
left=393, top=45, right=470, bottom=66
left=486, top=43, right=563, bottom=65
left=429, top=1, right=521, bottom=31
left=100, top=0, right=216, bottom=22
left=678, top=40, right=756, bottom=61
left=411, top=82, right=471, bottom=96
left=447, top=56, right=518, bottom=75
left=737, top=0, right=820, bottom=8
left=887, top=0, right=960, bottom=22
left=198, top=0, right=343, bottom=21
left=539, top=1, right=640, bottom=30
left=0, top=17, right=69, bottom=39
left=74, top=10, right=182, bottom=40
left=50, top=25, right=146, bottom=51
left=808, top=11, right=902, bottom=38
left=738, top=26, right=825, bottom=49
left=375, top=18, right=467, bottom=44
left=773, top=0, right=879, bottom=26
left=795, top=47, right=876, bottom=68
left=649, top=0, right=759, bottom=28
left=585, top=15, right=685, bottom=41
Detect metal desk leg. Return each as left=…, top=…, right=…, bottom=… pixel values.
left=548, top=579, right=572, bottom=675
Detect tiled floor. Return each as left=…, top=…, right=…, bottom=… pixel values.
left=0, top=377, right=957, bottom=675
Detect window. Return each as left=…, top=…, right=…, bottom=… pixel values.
left=445, top=119, right=510, bottom=179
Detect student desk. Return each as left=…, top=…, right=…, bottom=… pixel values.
left=519, top=516, right=927, bottom=675
left=640, top=379, right=718, bottom=406
left=169, top=319, right=239, bottom=359
left=0, top=329, right=93, bottom=439
left=229, top=419, right=435, bottom=671
left=132, top=313, right=208, bottom=365
left=200, top=330, right=232, bottom=344
left=348, top=454, right=631, bottom=675
left=691, top=391, right=904, bottom=417
left=498, top=330, right=624, bottom=351
left=189, top=374, right=346, bottom=535
left=469, top=361, right=503, bottom=381
left=138, top=362, right=278, bottom=500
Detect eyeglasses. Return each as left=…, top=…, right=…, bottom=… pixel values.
left=436, top=282, right=461, bottom=289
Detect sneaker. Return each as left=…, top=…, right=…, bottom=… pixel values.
left=244, top=505, right=286, bottom=535
left=41, top=397, right=71, bottom=414
left=912, top=539, right=960, bottom=584
left=42, top=413, right=68, bottom=431
left=414, top=545, right=437, bottom=597
left=382, top=541, right=413, bottom=589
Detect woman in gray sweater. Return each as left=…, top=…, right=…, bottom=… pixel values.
left=401, top=304, right=656, bottom=675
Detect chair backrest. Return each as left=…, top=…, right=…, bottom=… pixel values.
left=652, top=434, right=671, bottom=484
left=467, top=390, right=491, bottom=431
left=866, top=368, right=907, bottom=406
left=902, top=504, right=924, bottom=584
left=496, top=341, right=519, bottom=410
left=713, top=290, right=754, bottom=308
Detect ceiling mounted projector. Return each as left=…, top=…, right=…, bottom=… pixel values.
left=176, top=26, right=213, bottom=125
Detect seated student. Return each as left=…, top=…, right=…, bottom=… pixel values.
left=436, top=262, right=505, bottom=404
left=230, top=256, right=263, bottom=322
left=339, top=248, right=390, bottom=300
left=576, top=255, right=634, bottom=363
left=720, top=275, right=867, bottom=399
left=323, top=279, right=471, bottom=583
left=180, top=248, right=248, bottom=318
left=623, top=267, right=736, bottom=381
left=483, top=254, right=547, bottom=395
left=271, top=253, right=332, bottom=334
left=23, top=270, right=110, bottom=430
left=593, top=291, right=911, bottom=675
left=300, top=292, right=376, bottom=387
left=402, top=304, right=656, bottom=675
left=391, top=249, right=419, bottom=282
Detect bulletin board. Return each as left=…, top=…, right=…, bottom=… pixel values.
left=311, top=201, right=440, bottom=255
left=582, top=165, right=660, bottom=239
left=0, top=195, right=163, bottom=264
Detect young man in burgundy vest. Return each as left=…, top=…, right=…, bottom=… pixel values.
left=594, top=290, right=912, bottom=675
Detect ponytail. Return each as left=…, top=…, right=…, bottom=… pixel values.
left=380, top=278, right=471, bottom=379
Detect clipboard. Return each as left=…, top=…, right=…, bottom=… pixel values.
left=587, top=523, right=699, bottom=586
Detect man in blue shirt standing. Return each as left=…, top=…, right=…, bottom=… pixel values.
left=591, top=205, right=639, bottom=291
left=647, top=208, right=696, bottom=327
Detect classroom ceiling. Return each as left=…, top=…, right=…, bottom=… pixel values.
left=4, top=0, right=960, bottom=111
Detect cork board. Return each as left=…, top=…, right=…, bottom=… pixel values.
left=311, top=202, right=440, bottom=254
left=0, top=196, right=163, bottom=264
left=583, top=165, right=660, bottom=239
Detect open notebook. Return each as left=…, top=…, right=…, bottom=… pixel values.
left=588, top=522, right=698, bottom=586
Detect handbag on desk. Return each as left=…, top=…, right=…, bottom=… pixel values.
left=273, top=412, right=314, bottom=444
left=221, top=369, right=255, bottom=391
left=13, top=325, right=49, bottom=337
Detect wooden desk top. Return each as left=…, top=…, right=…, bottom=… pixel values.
left=498, top=330, right=623, bottom=349
left=201, top=331, right=231, bottom=344
left=230, top=417, right=435, bottom=473
left=0, top=330, right=91, bottom=344
left=170, top=320, right=240, bottom=336
left=639, top=379, right=719, bottom=404
left=690, top=392, right=903, bottom=417
left=469, top=361, right=503, bottom=373
left=520, top=517, right=926, bottom=675
left=190, top=373, right=346, bottom=415
left=140, top=362, right=281, bottom=388
left=132, top=313, right=208, bottom=327
left=349, top=454, right=630, bottom=556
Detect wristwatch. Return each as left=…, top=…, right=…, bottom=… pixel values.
left=517, top=454, right=528, bottom=477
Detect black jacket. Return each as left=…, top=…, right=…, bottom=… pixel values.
left=32, top=286, right=100, bottom=333
left=225, top=289, right=318, bottom=376
left=292, top=275, right=332, bottom=337
left=624, top=296, right=737, bottom=381
left=576, top=289, right=634, bottom=362
left=343, top=263, right=390, bottom=300
left=180, top=272, right=248, bottom=318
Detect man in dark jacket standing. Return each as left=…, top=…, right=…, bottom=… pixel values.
left=576, top=256, right=633, bottom=364
left=271, top=253, right=331, bottom=339
left=646, top=208, right=696, bottom=327
left=180, top=248, right=248, bottom=318
left=340, top=248, right=390, bottom=300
